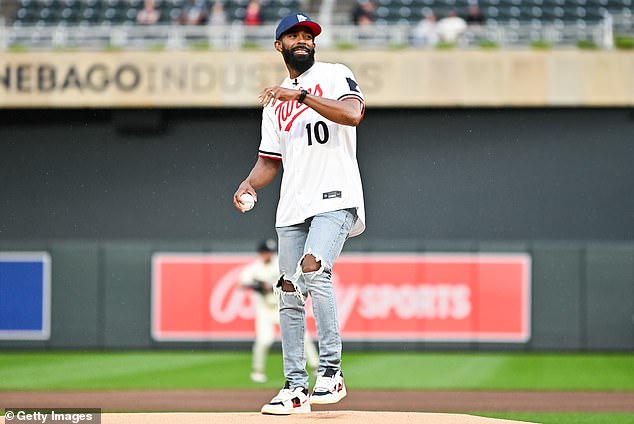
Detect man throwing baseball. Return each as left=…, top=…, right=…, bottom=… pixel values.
left=233, top=12, right=366, bottom=415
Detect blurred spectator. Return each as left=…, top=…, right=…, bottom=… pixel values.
left=238, top=239, right=319, bottom=383
left=413, top=11, right=439, bottom=47
left=177, top=0, right=208, bottom=25
left=465, top=5, right=485, bottom=26
left=351, top=0, right=375, bottom=25
left=209, top=1, right=227, bottom=26
left=436, top=9, right=467, bottom=44
left=244, top=0, right=262, bottom=26
left=136, top=0, right=160, bottom=25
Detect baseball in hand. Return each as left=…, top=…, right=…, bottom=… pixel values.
left=239, top=193, right=256, bottom=212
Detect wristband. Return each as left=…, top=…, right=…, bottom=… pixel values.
left=298, top=89, right=308, bottom=104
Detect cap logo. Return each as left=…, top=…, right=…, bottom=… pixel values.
left=276, top=13, right=321, bottom=40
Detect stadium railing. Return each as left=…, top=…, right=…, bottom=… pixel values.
left=0, top=14, right=631, bottom=50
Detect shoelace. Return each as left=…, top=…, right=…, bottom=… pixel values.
left=272, top=387, right=294, bottom=402
left=313, top=374, right=337, bottom=392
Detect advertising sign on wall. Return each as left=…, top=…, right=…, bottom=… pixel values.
left=152, top=253, right=531, bottom=343
left=2, top=51, right=633, bottom=107
left=0, top=252, right=51, bottom=340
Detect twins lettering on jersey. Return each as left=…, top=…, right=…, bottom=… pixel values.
left=275, top=84, right=323, bottom=131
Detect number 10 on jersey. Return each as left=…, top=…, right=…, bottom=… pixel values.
left=306, top=121, right=330, bottom=146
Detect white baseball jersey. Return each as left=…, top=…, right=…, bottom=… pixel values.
left=258, top=61, right=366, bottom=237
left=239, top=255, right=279, bottom=309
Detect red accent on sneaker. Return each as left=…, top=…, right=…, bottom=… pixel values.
left=292, top=398, right=302, bottom=408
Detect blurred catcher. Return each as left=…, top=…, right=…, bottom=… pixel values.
left=239, top=239, right=319, bottom=383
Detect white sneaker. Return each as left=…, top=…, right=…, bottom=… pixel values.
left=261, top=382, right=311, bottom=415
left=250, top=372, right=267, bottom=383
left=310, top=368, right=347, bottom=405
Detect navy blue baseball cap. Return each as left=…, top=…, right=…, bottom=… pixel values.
left=275, top=13, right=322, bottom=40
left=257, top=239, right=277, bottom=253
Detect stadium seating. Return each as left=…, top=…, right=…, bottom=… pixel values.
left=369, top=0, right=629, bottom=26
left=8, top=0, right=632, bottom=43
left=11, top=0, right=302, bottom=27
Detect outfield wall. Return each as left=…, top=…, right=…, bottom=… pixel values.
left=0, top=108, right=633, bottom=351
left=0, top=239, right=632, bottom=351
left=1, top=108, right=633, bottom=241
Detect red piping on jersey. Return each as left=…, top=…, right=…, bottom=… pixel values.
left=259, top=153, right=283, bottom=161
left=338, top=95, right=366, bottom=121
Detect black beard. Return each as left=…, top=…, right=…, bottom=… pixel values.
left=282, top=45, right=315, bottom=76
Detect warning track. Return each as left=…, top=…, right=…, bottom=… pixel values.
left=1, top=389, right=633, bottom=413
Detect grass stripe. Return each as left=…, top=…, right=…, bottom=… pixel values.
left=0, top=352, right=633, bottom=391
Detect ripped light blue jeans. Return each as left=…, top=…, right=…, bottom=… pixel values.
left=275, top=208, right=357, bottom=390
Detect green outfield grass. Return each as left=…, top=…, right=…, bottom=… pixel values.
left=1, top=351, right=633, bottom=424
left=0, top=351, right=633, bottom=391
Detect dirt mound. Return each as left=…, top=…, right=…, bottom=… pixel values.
left=0, top=412, right=534, bottom=424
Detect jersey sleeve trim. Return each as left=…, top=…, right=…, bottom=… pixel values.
left=258, top=150, right=283, bottom=161
left=337, top=93, right=364, bottom=103
left=338, top=94, right=366, bottom=120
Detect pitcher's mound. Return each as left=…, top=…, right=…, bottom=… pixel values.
left=100, top=411, right=534, bottom=423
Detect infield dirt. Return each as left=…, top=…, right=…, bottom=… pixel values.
left=2, top=389, right=633, bottom=413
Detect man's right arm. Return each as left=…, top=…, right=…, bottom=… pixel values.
left=233, top=156, right=281, bottom=212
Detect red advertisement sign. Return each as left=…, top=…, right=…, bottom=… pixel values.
left=152, top=253, right=531, bottom=342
